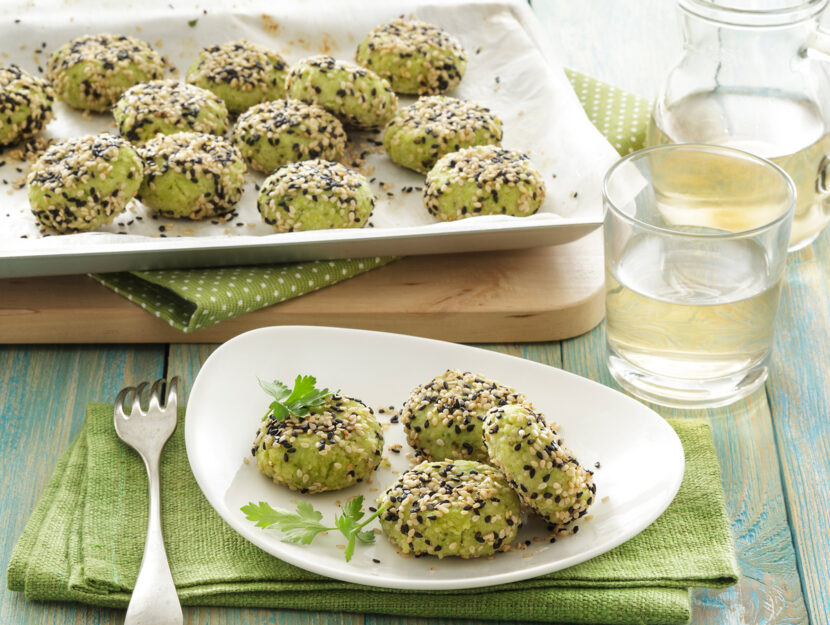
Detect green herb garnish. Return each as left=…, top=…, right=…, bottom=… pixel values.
left=258, top=374, right=337, bottom=422
left=187, top=18, right=198, bottom=27
left=241, top=496, right=384, bottom=562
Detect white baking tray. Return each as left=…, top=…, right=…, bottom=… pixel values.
left=0, top=0, right=617, bottom=277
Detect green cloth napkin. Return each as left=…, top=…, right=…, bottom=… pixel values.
left=89, top=70, right=649, bottom=333
left=8, top=404, right=738, bottom=624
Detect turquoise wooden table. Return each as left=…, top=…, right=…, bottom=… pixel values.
left=2, top=2, right=829, bottom=624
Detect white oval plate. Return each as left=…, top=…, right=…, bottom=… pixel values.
left=185, top=326, right=684, bottom=590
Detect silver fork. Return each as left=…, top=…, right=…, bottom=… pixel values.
left=114, top=377, right=183, bottom=625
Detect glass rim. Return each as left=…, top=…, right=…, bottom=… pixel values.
left=602, top=143, right=796, bottom=240
left=678, top=0, right=827, bottom=26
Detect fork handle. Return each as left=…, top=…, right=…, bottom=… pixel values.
left=125, top=455, right=183, bottom=625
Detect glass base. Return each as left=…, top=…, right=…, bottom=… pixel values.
left=606, top=351, right=769, bottom=410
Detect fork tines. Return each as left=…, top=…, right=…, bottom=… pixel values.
left=115, top=377, right=179, bottom=418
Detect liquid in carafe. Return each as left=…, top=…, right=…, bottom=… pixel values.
left=648, top=90, right=830, bottom=249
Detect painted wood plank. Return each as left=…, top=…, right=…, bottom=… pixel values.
left=765, top=229, right=830, bottom=625
left=0, top=345, right=166, bottom=625
left=479, top=342, right=564, bottom=369
left=561, top=326, right=809, bottom=625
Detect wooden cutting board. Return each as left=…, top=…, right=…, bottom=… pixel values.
left=0, top=231, right=604, bottom=344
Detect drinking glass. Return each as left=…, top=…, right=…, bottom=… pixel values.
left=603, top=144, right=795, bottom=408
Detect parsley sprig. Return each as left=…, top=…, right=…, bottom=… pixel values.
left=258, top=374, right=337, bottom=422
left=241, top=496, right=384, bottom=562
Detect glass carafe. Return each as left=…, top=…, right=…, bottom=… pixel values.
left=648, top=0, right=830, bottom=250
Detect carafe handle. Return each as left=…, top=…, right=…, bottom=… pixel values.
left=804, top=27, right=830, bottom=199
left=804, top=25, right=830, bottom=61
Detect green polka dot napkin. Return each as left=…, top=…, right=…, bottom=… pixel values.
left=565, top=69, right=651, bottom=155
left=91, top=257, right=394, bottom=333
left=92, top=71, right=650, bottom=333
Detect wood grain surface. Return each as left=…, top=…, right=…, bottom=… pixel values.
left=0, top=235, right=604, bottom=344
left=765, top=237, right=830, bottom=625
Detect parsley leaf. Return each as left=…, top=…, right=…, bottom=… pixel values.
left=258, top=374, right=337, bottom=422
left=241, top=500, right=328, bottom=544
left=241, top=496, right=384, bottom=562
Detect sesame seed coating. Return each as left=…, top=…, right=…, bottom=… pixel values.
left=0, top=65, right=55, bottom=147
left=378, top=459, right=522, bottom=558
left=257, top=159, right=374, bottom=232
left=47, top=33, right=166, bottom=112
left=402, top=369, right=531, bottom=462
left=484, top=404, right=595, bottom=529
left=113, top=80, right=229, bottom=144
left=355, top=19, right=466, bottom=95
left=286, top=55, right=397, bottom=130
left=186, top=40, right=288, bottom=114
left=252, top=395, right=384, bottom=494
left=423, top=145, right=545, bottom=222
left=137, top=131, right=246, bottom=220
left=232, top=98, right=347, bottom=174
left=383, top=96, right=502, bottom=174
left=27, top=133, right=143, bottom=233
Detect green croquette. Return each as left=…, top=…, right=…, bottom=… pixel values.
left=113, top=80, right=229, bottom=143
left=27, top=133, right=143, bottom=233
left=286, top=55, right=397, bottom=130
left=383, top=96, right=502, bottom=173
left=378, top=459, right=522, bottom=558
left=232, top=98, right=347, bottom=174
left=137, top=132, right=246, bottom=220
left=47, top=33, right=166, bottom=112
left=356, top=19, right=466, bottom=95
left=252, top=395, right=384, bottom=494
left=257, top=159, right=374, bottom=232
left=186, top=40, right=289, bottom=114
left=0, top=65, right=55, bottom=147
left=401, top=369, right=530, bottom=462
left=484, top=404, right=595, bottom=529
left=423, top=145, right=545, bottom=221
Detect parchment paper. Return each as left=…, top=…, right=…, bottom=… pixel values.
left=0, top=0, right=619, bottom=255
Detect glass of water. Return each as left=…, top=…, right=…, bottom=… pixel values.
left=603, top=144, right=795, bottom=408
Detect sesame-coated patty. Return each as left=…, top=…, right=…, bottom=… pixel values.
left=186, top=40, right=288, bottom=114
left=484, top=404, right=595, bottom=529
left=378, top=459, right=522, bottom=558
left=423, top=145, right=545, bottom=222
left=0, top=65, right=55, bottom=147
left=383, top=96, right=502, bottom=173
left=257, top=159, right=374, bottom=232
left=356, top=19, right=467, bottom=95
left=401, top=369, right=530, bottom=462
left=47, top=33, right=166, bottom=112
left=252, top=395, right=384, bottom=494
left=137, top=132, right=246, bottom=220
left=286, top=55, right=397, bottom=130
left=113, top=80, right=229, bottom=144
left=232, top=98, right=347, bottom=174
left=27, top=133, right=143, bottom=233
